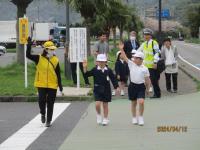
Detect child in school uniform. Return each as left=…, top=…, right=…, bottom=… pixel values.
left=113, top=51, right=129, bottom=96
left=119, top=42, right=151, bottom=126
left=83, top=54, right=119, bottom=126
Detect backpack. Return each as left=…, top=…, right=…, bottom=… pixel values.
left=152, top=41, right=165, bottom=74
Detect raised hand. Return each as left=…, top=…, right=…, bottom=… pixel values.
left=27, top=37, right=32, bottom=45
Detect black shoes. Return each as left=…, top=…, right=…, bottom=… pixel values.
left=167, top=89, right=177, bottom=93
left=167, top=89, right=172, bottom=92
left=41, top=115, right=51, bottom=127
left=150, top=95, right=161, bottom=99
left=41, top=115, right=45, bottom=124
left=172, top=90, right=177, bottom=93
left=45, top=121, right=51, bottom=127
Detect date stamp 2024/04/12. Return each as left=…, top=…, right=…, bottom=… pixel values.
left=157, top=126, right=187, bottom=133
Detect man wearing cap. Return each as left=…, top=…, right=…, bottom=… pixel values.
left=119, top=42, right=151, bottom=126
left=124, top=31, right=140, bottom=59
left=137, top=28, right=161, bottom=98
left=26, top=38, right=63, bottom=127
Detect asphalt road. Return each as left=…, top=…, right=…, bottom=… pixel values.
left=0, top=53, right=16, bottom=67
left=0, top=47, right=65, bottom=67
left=0, top=101, right=89, bottom=150
left=0, top=42, right=199, bottom=150
left=173, top=41, right=200, bottom=67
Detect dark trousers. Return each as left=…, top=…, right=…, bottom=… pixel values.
left=149, top=68, right=161, bottom=97
left=38, top=88, right=57, bottom=122
left=165, top=73, right=178, bottom=91
left=70, top=62, right=90, bottom=85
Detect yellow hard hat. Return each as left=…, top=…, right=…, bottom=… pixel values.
left=43, top=41, right=57, bottom=50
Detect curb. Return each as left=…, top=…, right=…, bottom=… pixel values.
left=178, top=56, right=200, bottom=82
left=0, top=96, right=93, bottom=102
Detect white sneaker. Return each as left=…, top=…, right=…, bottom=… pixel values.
left=120, top=90, right=125, bottom=96
left=96, top=114, right=102, bottom=124
left=132, top=117, right=138, bottom=124
left=112, top=90, right=116, bottom=96
left=149, top=87, right=153, bottom=93
left=138, top=116, right=144, bottom=126
left=102, top=118, right=110, bottom=126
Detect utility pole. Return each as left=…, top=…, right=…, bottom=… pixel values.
left=158, top=0, right=162, bottom=40
left=37, top=0, right=40, bottom=22
left=64, top=0, right=71, bottom=79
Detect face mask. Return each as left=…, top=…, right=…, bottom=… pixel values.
left=130, top=36, right=136, bottom=41
left=46, top=50, right=55, bottom=58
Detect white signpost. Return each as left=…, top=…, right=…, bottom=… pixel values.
left=69, top=28, right=87, bottom=89
left=19, top=15, right=29, bottom=88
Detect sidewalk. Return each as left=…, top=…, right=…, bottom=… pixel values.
left=59, top=92, right=200, bottom=150
left=0, top=87, right=92, bottom=102
left=57, top=87, right=92, bottom=96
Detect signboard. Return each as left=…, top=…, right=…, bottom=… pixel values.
left=69, top=28, right=87, bottom=63
left=19, top=18, right=29, bottom=44
left=156, top=9, right=170, bottom=18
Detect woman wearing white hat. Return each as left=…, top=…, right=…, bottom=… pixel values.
left=83, top=54, right=119, bottom=126
left=119, top=42, right=151, bottom=126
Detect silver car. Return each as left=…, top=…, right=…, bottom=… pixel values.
left=0, top=45, right=6, bottom=56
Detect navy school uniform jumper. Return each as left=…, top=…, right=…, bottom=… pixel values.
left=85, top=66, right=119, bottom=102
left=115, top=59, right=129, bottom=83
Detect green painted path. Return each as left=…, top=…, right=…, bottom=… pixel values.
left=59, top=92, right=200, bottom=150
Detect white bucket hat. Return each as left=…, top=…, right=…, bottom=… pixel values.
left=131, top=49, right=137, bottom=54
left=96, top=54, right=107, bottom=62
left=133, top=51, right=144, bottom=59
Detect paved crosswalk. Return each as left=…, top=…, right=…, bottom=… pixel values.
left=0, top=103, right=70, bottom=150
left=0, top=102, right=89, bottom=150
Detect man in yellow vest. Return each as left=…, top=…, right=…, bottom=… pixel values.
left=138, top=28, right=161, bottom=98
left=26, top=38, right=63, bottom=127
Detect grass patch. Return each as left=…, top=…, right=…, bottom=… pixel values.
left=6, top=48, right=16, bottom=53
left=185, top=38, right=200, bottom=44
left=0, top=63, right=36, bottom=96
left=193, top=79, right=200, bottom=91
left=0, top=62, right=88, bottom=96
left=0, top=46, right=120, bottom=96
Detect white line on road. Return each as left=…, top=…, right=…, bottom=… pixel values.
left=0, top=103, right=70, bottom=150
left=178, top=55, right=200, bottom=71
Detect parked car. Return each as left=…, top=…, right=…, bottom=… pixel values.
left=52, top=26, right=66, bottom=47
left=0, top=45, right=6, bottom=56
left=178, top=36, right=184, bottom=41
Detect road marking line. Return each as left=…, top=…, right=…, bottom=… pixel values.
left=178, top=55, right=200, bottom=71
left=0, top=103, right=70, bottom=150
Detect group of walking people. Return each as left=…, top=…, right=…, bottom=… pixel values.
left=26, top=27, right=178, bottom=127
left=82, top=28, right=179, bottom=126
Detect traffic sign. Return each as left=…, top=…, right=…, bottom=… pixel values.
left=19, top=18, right=29, bottom=44
left=156, top=9, right=170, bottom=18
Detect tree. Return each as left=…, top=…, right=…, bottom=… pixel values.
left=56, top=0, right=120, bottom=54
left=87, top=1, right=143, bottom=48
left=186, top=4, right=200, bottom=37
left=10, top=0, right=33, bottom=64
